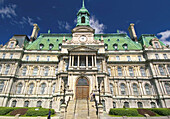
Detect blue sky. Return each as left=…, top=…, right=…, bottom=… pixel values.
left=0, top=0, right=170, bottom=45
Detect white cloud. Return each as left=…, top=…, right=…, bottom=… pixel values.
left=0, top=4, right=17, bottom=18
left=11, top=16, right=35, bottom=26
left=157, top=30, right=170, bottom=45
left=119, top=30, right=127, bottom=34
left=90, top=16, right=105, bottom=34
left=58, top=21, right=71, bottom=31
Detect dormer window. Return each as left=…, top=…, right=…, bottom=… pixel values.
left=56, top=39, right=59, bottom=42
left=113, top=44, right=118, bottom=50
left=123, top=44, right=128, bottom=50
left=108, top=39, right=110, bottom=42
left=47, top=39, right=50, bottom=42
left=9, top=42, right=14, bottom=48
left=117, top=39, right=120, bottom=42
left=154, top=42, right=160, bottom=48
left=104, top=44, right=108, bottom=50
left=39, top=44, right=44, bottom=50
left=66, top=39, right=68, bottom=41
left=59, top=43, right=62, bottom=50
left=49, top=44, right=54, bottom=50
left=81, top=16, right=85, bottom=23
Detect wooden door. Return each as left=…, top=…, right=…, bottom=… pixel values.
left=76, top=78, right=89, bottom=99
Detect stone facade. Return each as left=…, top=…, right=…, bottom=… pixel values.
left=0, top=1, right=169, bottom=114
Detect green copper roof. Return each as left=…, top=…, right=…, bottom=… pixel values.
left=138, top=34, right=165, bottom=48
left=26, top=34, right=72, bottom=50
left=77, top=0, right=90, bottom=15
left=95, top=34, right=142, bottom=50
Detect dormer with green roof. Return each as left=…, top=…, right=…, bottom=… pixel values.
left=76, top=0, right=90, bottom=26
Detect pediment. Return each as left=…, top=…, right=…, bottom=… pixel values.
left=68, top=45, right=97, bottom=52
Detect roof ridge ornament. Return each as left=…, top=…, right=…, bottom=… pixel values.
left=82, top=0, right=85, bottom=8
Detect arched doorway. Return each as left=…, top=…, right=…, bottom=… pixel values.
left=76, top=78, right=89, bottom=99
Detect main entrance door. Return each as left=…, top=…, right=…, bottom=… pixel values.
left=76, top=78, right=89, bottom=99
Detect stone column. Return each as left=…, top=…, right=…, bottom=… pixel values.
left=78, top=56, right=80, bottom=67
left=35, top=80, right=40, bottom=95
left=94, top=55, right=97, bottom=67
left=72, top=56, right=74, bottom=67
left=86, top=55, right=88, bottom=67
left=92, top=55, right=94, bottom=67
left=69, top=55, right=71, bottom=67
left=48, top=80, right=51, bottom=95
left=24, top=80, right=28, bottom=94
left=139, top=81, right=144, bottom=95
left=126, top=80, right=130, bottom=95
left=149, top=63, right=156, bottom=76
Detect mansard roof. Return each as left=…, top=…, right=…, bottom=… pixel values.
left=25, top=33, right=165, bottom=51
left=138, top=34, right=165, bottom=48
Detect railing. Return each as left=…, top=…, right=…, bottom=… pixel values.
left=87, top=97, right=89, bottom=116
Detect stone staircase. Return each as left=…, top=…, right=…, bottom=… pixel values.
left=65, top=99, right=98, bottom=119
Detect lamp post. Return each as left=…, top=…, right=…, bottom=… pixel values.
left=98, top=77, right=103, bottom=105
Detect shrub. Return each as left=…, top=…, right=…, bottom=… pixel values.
left=137, top=109, right=156, bottom=116
left=26, top=108, right=55, bottom=116
left=109, top=108, right=138, bottom=116
left=0, top=107, right=15, bottom=115
left=10, top=108, right=28, bottom=116
left=150, top=108, right=170, bottom=116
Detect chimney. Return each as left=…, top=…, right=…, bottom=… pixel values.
left=128, top=23, right=138, bottom=42
left=30, top=24, right=40, bottom=42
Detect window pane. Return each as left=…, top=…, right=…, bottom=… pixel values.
left=28, top=83, right=34, bottom=94
left=88, top=56, right=92, bottom=66
left=124, top=102, right=129, bottom=108
left=74, top=56, right=78, bottom=66
left=159, top=66, right=165, bottom=76
left=163, top=54, right=168, bottom=59
left=145, top=84, right=151, bottom=95
left=37, top=101, right=42, bottom=107
left=2, top=53, right=5, bottom=59
left=133, top=84, right=138, bottom=95
left=80, top=56, right=86, bottom=66
left=140, top=67, right=146, bottom=76
left=129, top=67, right=134, bottom=76
left=22, top=67, right=27, bottom=76
left=121, top=83, right=126, bottom=95
left=5, top=65, right=10, bottom=75
left=0, top=65, right=2, bottom=73
left=155, top=42, right=159, bottom=48
left=138, top=56, right=141, bottom=61
left=137, top=102, right=143, bottom=108
left=24, top=101, right=29, bottom=107
left=17, top=83, right=22, bottom=94
left=32, top=67, right=38, bottom=76
left=118, top=67, right=122, bottom=76
left=52, top=83, right=56, bottom=94
left=110, top=84, right=114, bottom=95
left=44, top=67, right=49, bottom=76
left=11, top=100, right=17, bottom=107
left=151, top=102, right=156, bottom=108
left=116, top=56, right=120, bottom=61
left=127, top=56, right=131, bottom=61
left=164, top=83, right=170, bottom=95
left=155, top=54, right=159, bottom=59
left=40, top=83, right=46, bottom=94
left=10, top=42, right=14, bottom=48
left=0, top=82, right=4, bottom=92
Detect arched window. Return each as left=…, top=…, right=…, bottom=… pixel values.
left=117, top=67, right=122, bottom=76
left=151, top=102, right=156, bottom=108
left=0, top=65, right=2, bottom=73
left=32, top=67, right=38, bottom=76
left=44, top=67, right=49, bottom=76
left=11, top=100, right=17, bottom=107
left=49, top=101, right=52, bottom=109
left=81, top=16, right=85, bottom=23
left=37, top=101, right=42, bottom=107
left=129, top=67, right=134, bottom=76
left=108, top=68, right=111, bottom=76
left=52, top=83, right=56, bottom=94
left=24, top=101, right=29, bottom=107
left=120, top=83, right=126, bottom=95
left=28, top=83, right=34, bottom=94
left=16, top=83, right=22, bottom=94
left=102, top=100, right=106, bottom=111
left=5, top=65, right=10, bottom=75
left=22, top=67, right=27, bottom=76
left=137, top=102, right=143, bottom=108
left=113, top=102, right=116, bottom=108
left=49, top=44, right=54, bottom=50
left=40, top=83, right=46, bottom=94
left=158, top=65, right=165, bottom=76
left=164, top=83, right=170, bottom=95
left=124, top=102, right=129, bottom=108
left=145, top=84, right=151, bottom=95
left=110, top=83, right=114, bottom=95
left=104, top=44, right=108, bottom=50
left=167, top=65, right=170, bottom=74
left=0, top=82, right=4, bottom=93
left=140, top=67, right=146, bottom=76
left=133, top=83, right=139, bottom=95
left=113, top=44, right=118, bottom=50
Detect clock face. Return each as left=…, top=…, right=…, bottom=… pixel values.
left=80, top=36, right=87, bottom=42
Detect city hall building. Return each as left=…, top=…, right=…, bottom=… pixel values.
left=0, top=0, right=170, bottom=114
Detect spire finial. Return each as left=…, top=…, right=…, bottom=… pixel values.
left=82, top=0, right=85, bottom=8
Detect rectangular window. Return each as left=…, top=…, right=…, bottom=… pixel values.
left=10, top=54, right=13, bottom=59
left=26, top=56, right=29, bottom=61
left=88, top=56, right=92, bottom=66
left=47, top=56, right=50, bottom=61
left=2, top=53, right=5, bottom=59
left=155, top=54, right=159, bottom=59
left=74, top=56, right=78, bottom=66
left=37, top=56, right=40, bottom=61
left=80, top=55, right=86, bottom=66
left=97, top=60, right=101, bottom=71
left=10, top=42, right=14, bottom=48
left=138, top=56, right=142, bottom=61
left=117, top=67, right=122, bottom=76
left=116, top=56, right=120, bottom=61
left=155, top=42, right=160, bottom=48
left=163, top=54, right=168, bottom=59
left=127, top=56, right=131, bottom=61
